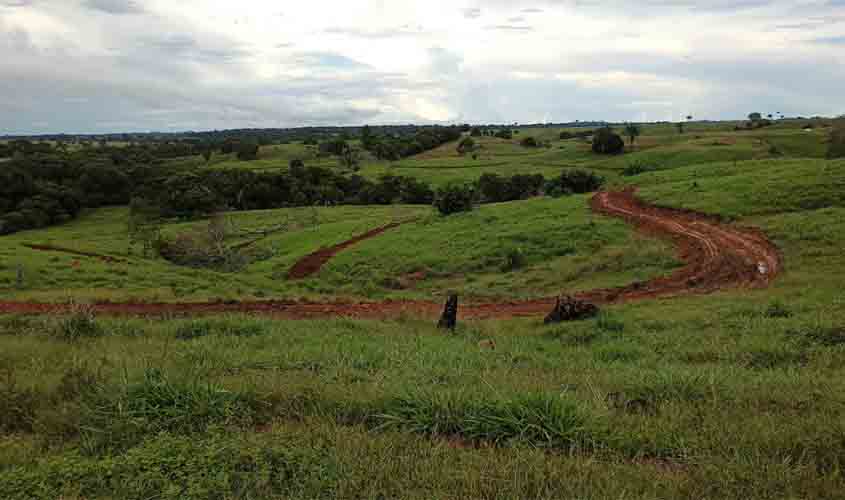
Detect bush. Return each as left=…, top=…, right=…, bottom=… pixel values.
left=434, top=184, right=475, bottom=215
left=501, top=248, right=526, bottom=271
left=559, top=131, right=574, bottom=140
left=520, top=137, right=539, bottom=148
left=494, top=129, right=513, bottom=140
left=545, top=170, right=604, bottom=196
left=477, top=173, right=544, bottom=203
left=80, top=368, right=265, bottom=454
left=52, top=305, right=105, bottom=341
left=622, top=161, right=658, bottom=177
left=175, top=319, right=267, bottom=340
left=592, top=128, right=625, bottom=155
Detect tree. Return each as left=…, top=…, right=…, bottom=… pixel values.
left=360, top=125, right=374, bottom=150
left=624, top=123, right=641, bottom=146
left=434, top=183, right=475, bottom=215
left=591, top=127, right=625, bottom=155
left=676, top=122, right=685, bottom=134
left=520, top=136, right=539, bottom=148
left=470, top=127, right=482, bottom=137
left=338, top=144, right=360, bottom=171
left=748, top=112, right=763, bottom=122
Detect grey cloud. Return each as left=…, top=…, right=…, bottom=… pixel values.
left=324, top=26, right=425, bottom=38
left=84, top=0, right=144, bottom=15
left=484, top=24, right=533, bottom=32
left=461, top=7, right=482, bottom=19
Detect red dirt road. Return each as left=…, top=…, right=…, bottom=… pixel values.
left=0, top=190, right=782, bottom=320
left=286, top=221, right=408, bottom=280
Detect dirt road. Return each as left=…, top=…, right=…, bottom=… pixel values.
left=0, top=190, right=782, bottom=320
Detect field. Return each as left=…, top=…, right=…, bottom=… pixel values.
left=2, top=120, right=845, bottom=499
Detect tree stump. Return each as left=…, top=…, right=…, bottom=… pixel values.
left=544, top=295, right=598, bottom=324
left=437, top=293, right=458, bottom=330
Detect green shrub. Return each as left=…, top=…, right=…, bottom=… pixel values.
left=622, top=161, right=658, bottom=176
left=175, top=319, right=267, bottom=340
left=52, top=306, right=105, bottom=341
left=375, top=391, right=593, bottom=449
left=434, top=183, right=475, bottom=215
left=520, top=136, right=539, bottom=148
left=501, top=247, right=526, bottom=272
left=764, top=301, right=792, bottom=319
left=544, top=170, right=604, bottom=196
left=80, top=368, right=266, bottom=454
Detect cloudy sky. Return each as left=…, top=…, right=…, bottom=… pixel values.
left=1, top=0, right=844, bottom=134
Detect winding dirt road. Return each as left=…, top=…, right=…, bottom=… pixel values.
left=0, top=190, right=782, bottom=320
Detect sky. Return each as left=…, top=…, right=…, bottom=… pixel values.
left=1, top=0, right=844, bottom=134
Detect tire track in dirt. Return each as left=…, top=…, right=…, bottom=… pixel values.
left=286, top=220, right=411, bottom=280
left=22, top=244, right=127, bottom=264
left=0, top=190, right=782, bottom=320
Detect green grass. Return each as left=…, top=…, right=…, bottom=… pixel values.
left=3, top=120, right=845, bottom=498
left=0, top=196, right=678, bottom=303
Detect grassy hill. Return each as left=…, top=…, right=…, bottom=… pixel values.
left=2, top=120, right=845, bottom=499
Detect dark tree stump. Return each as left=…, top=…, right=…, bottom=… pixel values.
left=437, top=293, right=458, bottom=330
left=544, top=295, right=598, bottom=324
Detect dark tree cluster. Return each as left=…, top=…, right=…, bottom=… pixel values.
left=137, top=165, right=437, bottom=219
left=544, top=170, right=605, bottom=197
left=361, top=126, right=462, bottom=161
left=0, top=154, right=138, bottom=235
left=591, top=127, right=625, bottom=155
left=477, top=173, right=545, bottom=203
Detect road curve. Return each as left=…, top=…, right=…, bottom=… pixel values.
left=0, top=190, right=782, bottom=320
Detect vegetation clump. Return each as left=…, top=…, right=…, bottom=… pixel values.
left=544, top=170, right=604, bottom=196
left=591, top=127, right=625, bottom=155
left=434, top=183, right=476, bottom=215
left=520, top=136, right=539, bottom=148
left=623, top=161, right=658, bottom=176
left=828, top=119, right=845, bottom=159
left=477, top=173, right=544, bottom=203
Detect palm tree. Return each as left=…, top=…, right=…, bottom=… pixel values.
left=624, top=123, right=641, bottom=146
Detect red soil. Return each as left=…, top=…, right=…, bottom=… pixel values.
left=286, top=221, right=409, bottom=280
left=1, top=190, right=782, bottom=320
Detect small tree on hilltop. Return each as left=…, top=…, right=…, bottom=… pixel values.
left=624, top=123, right=641, bottom=146
left=748, top=112, right=762, bottom=122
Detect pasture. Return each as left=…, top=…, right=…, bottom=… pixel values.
left=2, top=119, right=845, bottom=499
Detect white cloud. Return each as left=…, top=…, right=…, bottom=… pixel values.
left=0, top=0, right=843, bottom=133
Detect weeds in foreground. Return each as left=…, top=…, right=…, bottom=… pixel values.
left=51, top=304, right=104, bottom=341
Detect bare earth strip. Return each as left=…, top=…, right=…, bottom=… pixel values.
left=0, top=190, right=782, bottom=319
